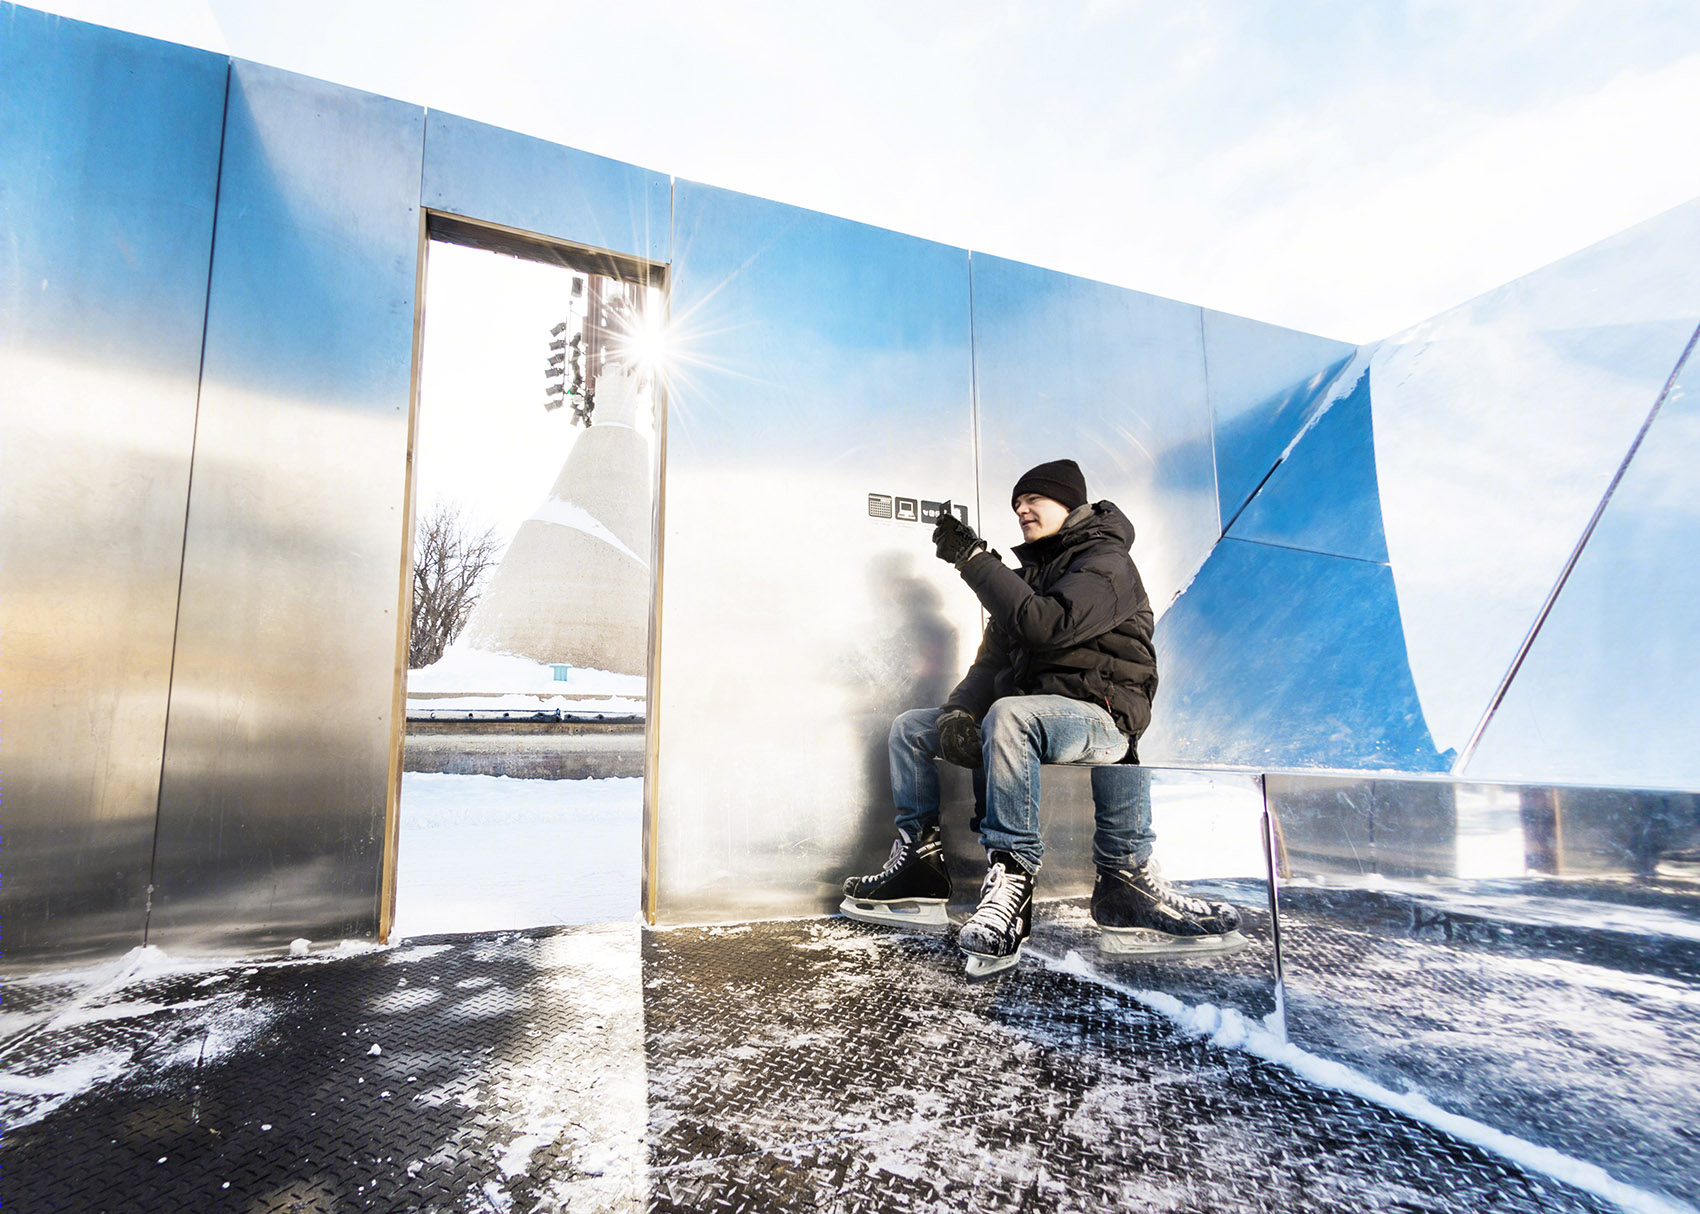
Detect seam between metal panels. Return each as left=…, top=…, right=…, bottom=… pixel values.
left=967, top=250, right=984, bottom=539
left=1455, top=319, right=1700, bottom=774
left=1198, top=309, right=1223, bottom=539
left=1219, top=353, right=1362, bottom=539
left=1218, top=534, right=1388, bottom=567
left=145, top=59, right=233, bottom=945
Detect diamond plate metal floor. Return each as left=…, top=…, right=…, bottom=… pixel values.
left=0, top=913, right=1628, bottom=1213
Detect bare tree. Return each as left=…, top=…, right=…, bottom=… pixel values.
left=410, top=501, right=500, bottom=668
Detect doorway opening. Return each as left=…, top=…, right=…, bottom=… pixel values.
left=390, top=218, right=664, bottom=939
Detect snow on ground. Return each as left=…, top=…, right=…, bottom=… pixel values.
left=406, top=693, right=644, bottom=715
left=407, top=646, right=645, bottom=698
left=392, top=773, right=644, bottom=940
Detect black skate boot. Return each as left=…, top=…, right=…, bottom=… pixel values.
left=1091, top=860, right=1247, bottom=957
left=840, top=825, right=952, bottom=929
left=957, top=851, right=1034, bottom=980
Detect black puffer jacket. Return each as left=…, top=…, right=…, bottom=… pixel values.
left=943, top=501, right=1157, bottom=744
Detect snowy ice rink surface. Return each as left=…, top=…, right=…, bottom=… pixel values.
left=392, top=773, right=643, bottom=939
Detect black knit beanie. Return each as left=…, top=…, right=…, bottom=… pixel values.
left=1011, top=459, right=1088, bottom=511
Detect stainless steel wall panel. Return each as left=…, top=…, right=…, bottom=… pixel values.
left=653, top=182, right=979, bottom=921
left=1140, top=539, right=1448, bottom=771
left=422, top=111, right=670, bottom=264
left=1266, top=774, right=1461, bottom=880
left=1466, top=339, right=1700, bottom=789
left=147, top=63, right=425, bottom=953
left=1200, top=309, right=1356, bottom=527
left=969, top=255, right=1217, bottom=614
left=1370, top=198, right=1700, bottom=763
left=0, top=8, right=227, bottom=963
left=1225, top=367, right=1389, bottom=564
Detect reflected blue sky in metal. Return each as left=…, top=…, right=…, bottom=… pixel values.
left=1226, top=369, right=1389, bottom=564
left=150, top=61, right=425, bottom=951
left=422, top=111, right=670, bottom=263
left=654, top=181, right=980, bottom=921
left=665, top=181, right=973, bottom=464
left=1140, top=538, right=1447, bottom=771
left=0, top=6, right=227, bottom=364
left=1371, top=197, right=1700, bottom=762
left=1202, top=309, right=1356, bottom=527
left=970, top=255, right=1215, bottom=611
left=1467, top=336, right=1700, bottom=789
left=185, top=61, right=426, bottom=405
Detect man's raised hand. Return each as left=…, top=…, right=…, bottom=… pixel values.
left=932, top=509, right=987, bottom=568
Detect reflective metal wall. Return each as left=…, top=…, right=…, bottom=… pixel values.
left=652, top=182, right=980, bottom=920
left=1137, top=358, right=1451, bottom=771
left=970, top=255, right=1218, bottom=613
left=1467, top=330, right=1700, bottom=789
left=0, top=9, right=227, bottom=960
left=422, top=111, right=670, bottom=265
left=1200, top=309, right=1355, bottom=528
left=145, top=63, right=426, bottom=953
left=1368, top=198, right=1700, bottom=767
left=648, top=239, right=1355, bottom=920
left=14, top=4, right=1697, bottom=975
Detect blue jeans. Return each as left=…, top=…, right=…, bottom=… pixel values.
left=889, top=696, right=1154, bottom=874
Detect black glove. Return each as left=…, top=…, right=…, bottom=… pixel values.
left=932, top=510, right=987, bottom=568
left=936, top=707, right=983, bottom=768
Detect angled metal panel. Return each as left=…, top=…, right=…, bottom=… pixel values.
left=1371, top=198, right=1700, bottom=761
left=148, top=63, right=425, bottom=953
left=1467, top=338, right=1700, bottom=789
left=0, top=9, right=227, bottom=963
left=1202, top=309, right=1356, bottom=527
left=422, top=111, right=670, bottom=264
left=1140, top=538, right=1448, bottom=771
left=1226, top=367, right=1389, bottom=564
left=970, top=255, right=1215, bottom=614
left=652, top=182, right=978, bottom=922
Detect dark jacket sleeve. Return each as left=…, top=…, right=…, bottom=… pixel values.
left=958, top=549, right=1135, bottom=651
left=942, top=622, right=1009, bottom=721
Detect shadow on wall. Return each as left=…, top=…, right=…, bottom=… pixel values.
left=843, top=552, right=961, bottom=876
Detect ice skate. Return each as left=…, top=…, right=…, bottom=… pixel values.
left=1091, top=860, right=1249, bottom=958
left=840, top=825, right=951, bottom=929
left=957, top=851, right=1034, bottom=980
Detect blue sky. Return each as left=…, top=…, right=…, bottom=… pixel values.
left=27, top=0, right=1700, bottom=340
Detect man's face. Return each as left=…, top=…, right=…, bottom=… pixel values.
left=1014, top=493, right=1070, bottom=541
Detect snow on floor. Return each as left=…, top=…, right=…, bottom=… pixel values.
left=0, top=945, right=284, bottom=1131
left=392, top=773, right=643, bottom=940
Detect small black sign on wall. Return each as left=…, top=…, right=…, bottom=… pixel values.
left=868, top=492, right=969, bottom=526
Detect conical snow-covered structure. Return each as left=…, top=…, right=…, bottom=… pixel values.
left=459, top=366, right=652, bottom=674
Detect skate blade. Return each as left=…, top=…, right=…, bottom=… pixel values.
left=963, top=946, right=1022, bottom=981
left=1098, top=928, right=1251, bottom=958
left=839, top=896, right=949, bottom=930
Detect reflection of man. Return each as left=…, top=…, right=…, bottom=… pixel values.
left=841, top=459, right=1243, bottom=979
